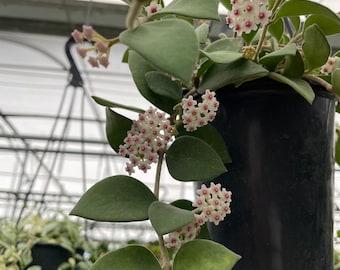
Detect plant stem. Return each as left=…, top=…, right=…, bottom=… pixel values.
left=126, top=0, right=145, bottom=29
left=254, top=23, right=269, bottom=61
left=302, top=74, right=340, bottom=101
left=154, top=149, right=165, bottom=198
left=254, top=0, right=284, bottom=60
left=154, top=148, right=171, bottom=269
left=158, top=235, right=172, bottom=270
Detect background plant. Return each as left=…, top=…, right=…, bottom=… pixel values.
left=0, top=212, right=98, bottom=270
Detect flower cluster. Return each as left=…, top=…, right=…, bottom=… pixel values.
left=119, top=107, right=174, bottom=174
left=226, top=0, right=272, bottom=36
left=145, top=0, right=162, bottom=17
left=320, top=56, right=340, bottom=75
left=165, top=214, right=205, bottom=249
left=71, top=25, right=112, bottom=68
left=165, top=182, right=232, bottom=249
left=194, top=182, right=232, bottom=225
left=182, top=90, right=219, bottom=132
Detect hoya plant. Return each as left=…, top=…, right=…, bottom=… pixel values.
left=70, top=0, right=340, bottom=269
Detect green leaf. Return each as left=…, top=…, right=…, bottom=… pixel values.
left=122, top=48, right=130, bottom=63
left=198, top=58, right=269, bottom=93
left=332, top=68, right=340, bottom=96
left=259, top=43, right=297, bottom=71
left=105, top=108, right=132, bottom=153
left=70, top=175, right=157, bottom=222
left=204, top=38, right=243, bottom=53
left=92, top=96, right=144, bottom=113
left=128, top=51, right=178, bottom=113
left=171, top=199, right=210, bottom=239
left=289, top=16, right=301, bottom=34
left=304, top=15, right=340, bottom=36
left=201, top=51, right=243, bottom=64
left=148, top=201, right=194, bottom=235
left=219, top=0, right=232, bottom=10
left=302, top=24, right=330, bottom=71
left=283, top=50, right=304, bottom=78
left=120, top=19, right=199, bottom=85
left=242, top=29, right=259, bottom=45
left=145, top=71, right=183, bottom=101
left=268, top=72, right=315, bottom=104
left=166, top=136, right=227, bottom=181
left=268, top=17, right=284, bottom=42
left=152, top=0, right=220, bottom=21
left=177, top=124, right=232, bottom=163
left=173, top=239, right=241, bottom=270
left=90, top=245, right=161, bottom=270
left=274, top=0, right=340, bottom=26
left=195, top=22, right=210, bottom=44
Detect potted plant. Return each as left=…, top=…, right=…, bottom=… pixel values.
left=70, top=0, right=340, bottom=269
left=0, top=211, right=97, bottom=270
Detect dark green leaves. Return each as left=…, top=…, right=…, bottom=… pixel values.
left=268, top=72, right=315, bottom=104
left=198, top=58, right=269, bottom=93
left=302, top=24, right=330, bottom=72
left=145, top=71, right=183, bottom=101
left=274, top=0, right=340, bottom=26
left=120, top=19, right=199, bottom=85
left=173, top=239, right=241, bottom=270
left=332, top=69, right=340, bottom=96
left=106, top=108, right=132, bottom=153
left=166, top=136, right=227, bottom=181
left=70, top=175, right=157, bottom=222
left=128, top=51, right=178, bottom=113
left=149, top=201, right=194, bottom=235
left=178, top=124, right=231, bottom=164
left=259, top=43, right=297, bottom=71
left=92, top=95, right=144, bottom=114
left=90, top=245, right=161, bottom=270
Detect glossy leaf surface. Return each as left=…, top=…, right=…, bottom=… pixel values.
left=166, top=136, right=227, bottom=181
left=173, top=239, right=241, bottom=270
left=90, top=245, right=161, bottom=270
left=149, top=201, right=194, bottom=235
left=70, top=175, right=157, bottom=222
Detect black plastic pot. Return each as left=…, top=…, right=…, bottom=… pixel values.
left=201, top=79, right=335, bottom=270
left=27, top=243, right=72, bottom=270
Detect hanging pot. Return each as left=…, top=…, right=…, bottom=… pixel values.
left=200, top=78, right=335, bottom=270
left=26, top=243, right=72, bottom=270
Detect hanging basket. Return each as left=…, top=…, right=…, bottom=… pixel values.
left=201, top=78, right=335, bottom=270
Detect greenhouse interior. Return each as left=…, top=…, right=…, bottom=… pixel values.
left=1, top=0, right=340, bottom=269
